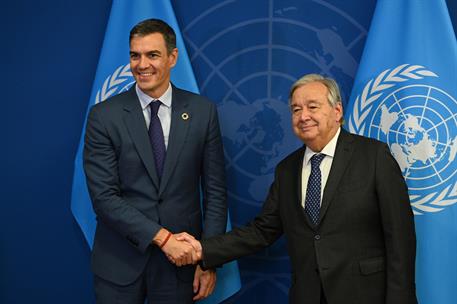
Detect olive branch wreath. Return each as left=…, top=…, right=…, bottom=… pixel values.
left=347, top=64, right=456, bottom=215
left=95, top=64, right=133, bottom=104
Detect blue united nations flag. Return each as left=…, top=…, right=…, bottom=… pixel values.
left=70, top=0, right=240, bottom=303
left=345, top=0, right=457, bottom=303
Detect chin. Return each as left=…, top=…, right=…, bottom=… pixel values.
left=300, top=131, right=316, bottom=139
left=139, top=83, right=158, bottom=91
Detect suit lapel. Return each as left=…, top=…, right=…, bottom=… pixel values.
left=159, top=87, right=190, bottom=195
left=122, top=88, right=160, bottom=190
left=318, top=130, right=355, bottom=224
left=296, top=147, right=305, bottom=207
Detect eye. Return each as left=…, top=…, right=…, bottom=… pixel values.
left=147, top=52, right=160, bottom=59
left=129, top=53, right=139, bottom=60
left=308, top=103, right=319, bottom=110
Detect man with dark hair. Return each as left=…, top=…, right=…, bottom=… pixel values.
left=129, top=18, right=176, bottom=52
left=84, top=18, right=227, bottom=303
left=180, top=74, right=417, bottom=304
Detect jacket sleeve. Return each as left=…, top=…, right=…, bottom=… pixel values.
left=376, top=143, right=417, bottom=303
left=200, top=102, right=228, bottom=238
left=83, top=106, right=161, bottom=253
left=201, top=166, right=284, bottom=269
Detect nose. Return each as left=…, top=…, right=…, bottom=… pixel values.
left=138, top=55, right=149, bottom=69
left=299, top=108, right=311, bottom=122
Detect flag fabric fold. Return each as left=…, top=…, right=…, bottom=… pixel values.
left=345, top=1, right=457, bottom=303
left=70, top=1, right=240, bottom=302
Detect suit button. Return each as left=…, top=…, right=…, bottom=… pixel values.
left=314, top=234, right=321, bottom=240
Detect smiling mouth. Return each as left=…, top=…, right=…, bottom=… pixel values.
left=299, top=124, right=316, bottom=131
left=136, top=71, right=157, bottom=78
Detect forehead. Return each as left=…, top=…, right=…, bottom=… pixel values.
left=130, top=32, right=166, bottom=51
left=291, top=82, right=328, bottom=104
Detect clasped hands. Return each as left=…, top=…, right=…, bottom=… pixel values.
left=154, top=229, right=203, bottom=266
left=153, top=229, right=214, bottom=300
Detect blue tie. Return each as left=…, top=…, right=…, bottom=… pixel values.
left=148, top=101, right=166, bottom=178
left=305, top=153, right=326, bottom=225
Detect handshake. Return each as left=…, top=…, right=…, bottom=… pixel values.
left=153, top=229, right=217, bottom=300
left=154, top=229, right=204, bottom=266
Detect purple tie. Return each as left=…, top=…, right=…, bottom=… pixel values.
left=304, top=153, right=326, bottom=225
left=148, top=101, right=166, bottom=178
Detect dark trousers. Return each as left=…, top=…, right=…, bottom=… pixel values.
left=321, top=286, right=328, bottom=304
left=94, top=249, right=195, bottom=304
left=321, top=295, right=328, bottom=304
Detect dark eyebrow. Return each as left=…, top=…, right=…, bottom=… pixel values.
left=147, top=50, right=161, bottom=56
left=129, top=50, right=161, bottom=56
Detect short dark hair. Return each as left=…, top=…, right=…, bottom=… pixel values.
left=129, top=19, right=176, bottom=54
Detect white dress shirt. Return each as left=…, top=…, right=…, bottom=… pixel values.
left=301, top=127, right=341, bottom=208
left=135, top=83, right=172, bottom=149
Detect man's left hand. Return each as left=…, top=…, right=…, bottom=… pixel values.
left=193, top=265, right=216, bottom=301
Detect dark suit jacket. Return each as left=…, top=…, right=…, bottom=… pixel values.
left=202, top=129, right=417, bottom=304
left=83, top=85, right=227, bottom=285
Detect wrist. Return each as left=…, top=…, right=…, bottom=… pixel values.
left=159, top=231, right=172, bottom=249
left=152, top=228, right=170, bottom=246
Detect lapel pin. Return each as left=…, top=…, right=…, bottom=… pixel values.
left=181, top=113, right=189, bottom=120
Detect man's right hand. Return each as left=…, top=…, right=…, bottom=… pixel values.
left=175, top=232, right=203, bottom=263
left=153, top=229, right=201, bottom=266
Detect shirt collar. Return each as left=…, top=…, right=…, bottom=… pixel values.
left=135, top=83, right=173, bottom=110
left=304, top=127, right=341, bottom=165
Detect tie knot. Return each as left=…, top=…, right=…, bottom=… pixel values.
left=310, top=153, right=325, bottom=168
left=150, top=100, right=161, bottom=115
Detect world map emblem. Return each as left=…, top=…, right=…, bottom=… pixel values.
left=348, top=64, right=457, bottom=215
left=169, top=1, right=371, bottom=300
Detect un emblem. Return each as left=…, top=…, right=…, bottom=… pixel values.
left=94, top=64, right=134, bottom=104
left=348, top=64, right=457, bottom=215
left=183, top=2, right=371, bottom=300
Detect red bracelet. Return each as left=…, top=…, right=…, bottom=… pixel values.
left=159, top=231, right=172, bottom=249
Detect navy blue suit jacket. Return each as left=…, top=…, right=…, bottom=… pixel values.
left=83, top=85, right=227, bottom=285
